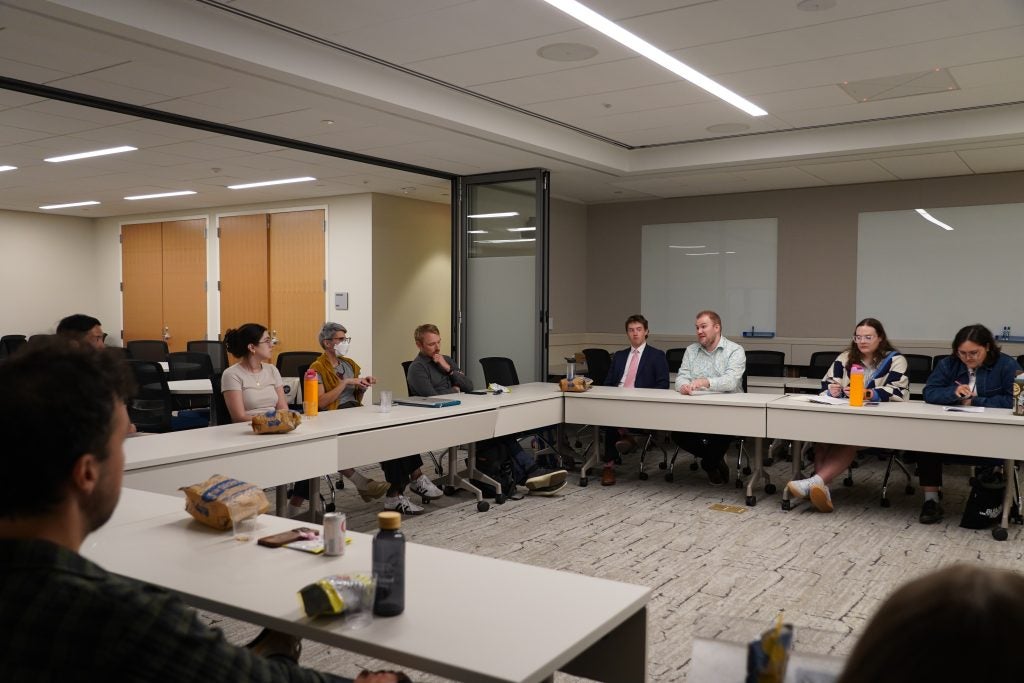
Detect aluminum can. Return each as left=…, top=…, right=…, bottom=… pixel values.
left=323, top=512, right=346, bottom=556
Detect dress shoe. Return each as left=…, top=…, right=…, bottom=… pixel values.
left=601, top=466, right=616, bottom=486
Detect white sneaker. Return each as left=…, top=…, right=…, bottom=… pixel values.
left=409, top=474, right=444, bottom=500
left=286, top=503, right=306, bottom=518
left=384, top=494, right=424, bottom=515
left=809, top=482, right=834, bottom=513
left=786, top=477, right=813, bottom=499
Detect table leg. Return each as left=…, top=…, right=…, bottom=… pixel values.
left=781, top=440, right=804, bottom=511
left=578, top=425, right=600, bottom=485
left=744, top=438, right=772, bottom=506
left=308, top=477, right=322, bottom=523
left=275, top=485, right=287, bottom=515
left=560, top=605, right=647, bottom=682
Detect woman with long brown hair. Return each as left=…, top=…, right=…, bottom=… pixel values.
left=785, top=318, right=909, bottom=512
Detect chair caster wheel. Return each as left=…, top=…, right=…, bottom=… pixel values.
left=638, top=471, right=649, bottom=480
left=689, top=463, right=700, bottom=471
left=993, top=527, right=1008, bottom=541
left=495, top=494, right=505, bottom=505
left=335, top=478, right=345, bottom=490
left=765, top=483, right=777, bottom=495
left=734, top=478, right=743, bottom=489
left=742, top=466, right=752, bottom=475
left=444, top=485, right=456, bottom=496
left=579, top=476, right=588, bottom=487
left=880, top=498, right=891, bottom=508
left=843, top=477, right=854, bottom=487
left=477, top=501, right=490, bottom=512
left=781, top=500, right=792, bottom=511
left=905, top=485, right=915, bottom=495
left=665, top=473, right=674, bottom=482
left=658, top=462, right=667, bottom=470
left=746, top=496, right=756, bottom=506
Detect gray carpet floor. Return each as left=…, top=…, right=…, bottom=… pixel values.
left=200, top=436, right=1024, bottom=682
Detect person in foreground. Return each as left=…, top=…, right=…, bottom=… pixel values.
left=913, top=324, right=1021, bottom=524
left=671, top=310, right=746, bottom=485
left=837, top=564, right=1024, bottom=683
left=0, top=338, right=409, bottom=682
left=786, top=318, right=909, bottom=512
left=407, top=323, right=567, bottom=495
left=600, top=314, right=670, bottom=486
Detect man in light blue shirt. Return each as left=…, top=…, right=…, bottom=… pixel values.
left=672, top=310, right=746, bottom=485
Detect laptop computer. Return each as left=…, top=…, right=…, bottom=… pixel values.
left=393, top=396, right=462, bottom=408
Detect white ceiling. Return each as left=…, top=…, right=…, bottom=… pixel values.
left=0, top=0, right=1022, bottom=217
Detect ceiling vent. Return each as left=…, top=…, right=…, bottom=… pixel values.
left=839, top=68, right=959, bottom=103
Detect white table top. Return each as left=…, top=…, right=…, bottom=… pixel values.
left=565, top=385, right=777, bottom=409
left=167, top=379, right=213, bottom=394
left=84, top=489, right=651, bottom=683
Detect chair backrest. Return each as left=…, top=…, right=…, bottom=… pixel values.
left=902, top=353, right=932, bottom=384
left=167, top=351, right=214, bottom=381
left=745, top=350, right=786, bottom=377
left=210, top=372, right=231, bottom=426
left=581, top=348, right=612, bottom=385
left=808, top=351, right=838, bottom=378
left=126, top=359, right=173, bottom=433
left=28, top=334, right=52, bottom=343
left=401, top=360, right=415, bottom=396
left=1, top=334, right=27, bottom=358
left=933, top=354, right=949, bottom=370
left=1017, top=354, right=1024, bottom=370
left=127, top=340, right=169, bottom=363
left=276, top=351, right=320, bottom=378
left=187, top=340, right=229, bottom=375
left=665, top=347, right=685, bottom=373
left=479, top=356, right=520, bottom=386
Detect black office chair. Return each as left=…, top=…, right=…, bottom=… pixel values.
left=665, top=347, right=685, bottom=373
left=126, top=340, right=169, bottom=363
left=187, top=340, right=229, bottom=375
left=209, top=373, right=231, bottom=426
left=902, top=353, right=932, bottom=385
left=126, top=360, right=207, bottom=433
left=168, top=351, right=214, bottom=410
left=1, top=334, right=27, bottom=358
left=581, top=348, right=612, bottom=385
left=807, top=351, right=838, bottom=379
left=479, top=356, right=519, bottom=387
left=933, top=354, right=949, bottom=370
left=1016, top=354, right=1024, bottom=369
left=276, top=351, right=320, bottom=381
left=745, top=350, right=786, bottom=377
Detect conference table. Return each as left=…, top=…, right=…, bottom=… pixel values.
left=83, top=489, right=651, bottom=683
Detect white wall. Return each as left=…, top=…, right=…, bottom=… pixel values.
left=0, top=209, right=99, bottom=336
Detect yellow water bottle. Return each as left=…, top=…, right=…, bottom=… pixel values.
left=303, top=369, right=319, bottom=417
left=849, top=364, right=864, bottom=407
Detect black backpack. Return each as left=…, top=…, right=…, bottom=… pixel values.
left=960, top=468, right=1007, bottom=529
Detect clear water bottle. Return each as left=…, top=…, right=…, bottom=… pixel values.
left=372, top=511, right=405, bottom=616
left=565, top=356, right=576, bottom=383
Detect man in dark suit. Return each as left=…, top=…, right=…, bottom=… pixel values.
left=600, top=314, right=671, bottom=486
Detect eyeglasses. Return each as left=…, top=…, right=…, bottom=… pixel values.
left=957, top=349, right=983, bottom=359
left=331, top=336, right=352, bottom=343
left=853, top=335, right=876, bottom=342
left=257, top=338, right=274, bottom=346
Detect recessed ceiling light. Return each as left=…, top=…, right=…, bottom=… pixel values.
left=44, top=145, right=137, bottom=163
left=685, top=251, right=721, bottom=256
left=0, top=165, right=16, bottom=172
left=507, top=227, right=537, bottom=232
left=536, top=42, right=599, bottom=62
left=468, top=230, right=488, bottom=234
left=228, top=176, right=316, bottom=189
left=476, top=238, right=536, bottom=244
left=706, top=123, right=751, bottom=134
left=669, top=245, right=706, bottom=249
left=39, top=200, right=100, bottom=210
left=125, top=190, right=197, bottom=200
left=915, top=209, right=954, bottom=231
left=541, top=0, right=767, bottom=116
left=797, top=0, right=837, bottom=11
left=321, top=119, right=335, bottom=125
left=468, top=211, right=519, bottom=218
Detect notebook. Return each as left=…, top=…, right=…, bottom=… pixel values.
left=393, top=396, right=462, bottom=408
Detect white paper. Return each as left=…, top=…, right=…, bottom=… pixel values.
left=688, top=389, right=723, bottom=395
left=808, top=396, right=849, bottom=405
left=943, top=405, right=985, bottom=413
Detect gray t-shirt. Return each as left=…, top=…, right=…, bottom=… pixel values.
left=317, top=358, right=357, bottom=405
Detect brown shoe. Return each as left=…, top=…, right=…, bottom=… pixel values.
left=601, top=466, right=616, bottom=486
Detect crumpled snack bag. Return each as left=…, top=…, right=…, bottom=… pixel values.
left=746, top=613, right=794, bottom=683
left=251, top=408, right=302, bottom=434
left=558, top=376, right=594, bottom=392
left=180, top=474, right=270, bottom=530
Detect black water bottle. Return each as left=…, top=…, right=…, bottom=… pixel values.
left=372, top=511, right=405, bottom=616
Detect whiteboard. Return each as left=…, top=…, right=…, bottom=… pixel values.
left=856, top=203, right=1024, bottom=340
left=641, top=219, right=777, bottom=336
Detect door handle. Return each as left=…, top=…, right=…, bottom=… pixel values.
left=270, top=329, right=279, bottom=347
left=162, top=326, right=171, bottom=340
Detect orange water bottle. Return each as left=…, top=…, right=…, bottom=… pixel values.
left=849, top=364, right=864, bottom=407
left=303, top=369, right=319, bottom=417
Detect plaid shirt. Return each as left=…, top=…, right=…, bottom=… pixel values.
left=0, top=539, right=338, bottom=682
left=674, top=336, right=746, bottom=393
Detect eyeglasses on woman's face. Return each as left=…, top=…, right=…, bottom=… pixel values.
left=853, top=335, right=876, bottom=342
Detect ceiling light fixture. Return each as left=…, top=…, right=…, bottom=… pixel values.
left=44, top=145, right=137, bottom=163
left=468, top=211, right=519, bottom=218
left=669, top=244, right=706, bottom=249
left=39, top=200, right=100, bottom=210
left=0, top=165, right=17, bottom=172
left=468, top=230, right=488, bottom=234
left=476, top=238, right=537, bottom=244
left=685, top=251, right=721, bottom=256
left=540, top=0, right=767, bottom=117
left=228, top=176, right=316, bottom=189
left=507, top=227, right=537, bottom=232
left=915, top=208, right=954, bottom=231
left=125, top=190, right=197, bottom=200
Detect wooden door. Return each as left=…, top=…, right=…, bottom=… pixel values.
left=269, top=209, right=325, bottom=359
left=160, top=219, right=207, bottom=352
left=121, top=222, right=164, bottom=344
left=219, top=214, right=269, bottom=338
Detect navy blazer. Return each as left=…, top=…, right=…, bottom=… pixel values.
left=603, top=344, right=670, bottom=389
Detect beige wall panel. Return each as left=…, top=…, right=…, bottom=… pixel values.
left=160, top=219, right=208, bottom=352
left=219, top=213, right=269, bottom=338
left=121, top=221, right=164, bottom=343
left=269, top=209, right=325, bottom=360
